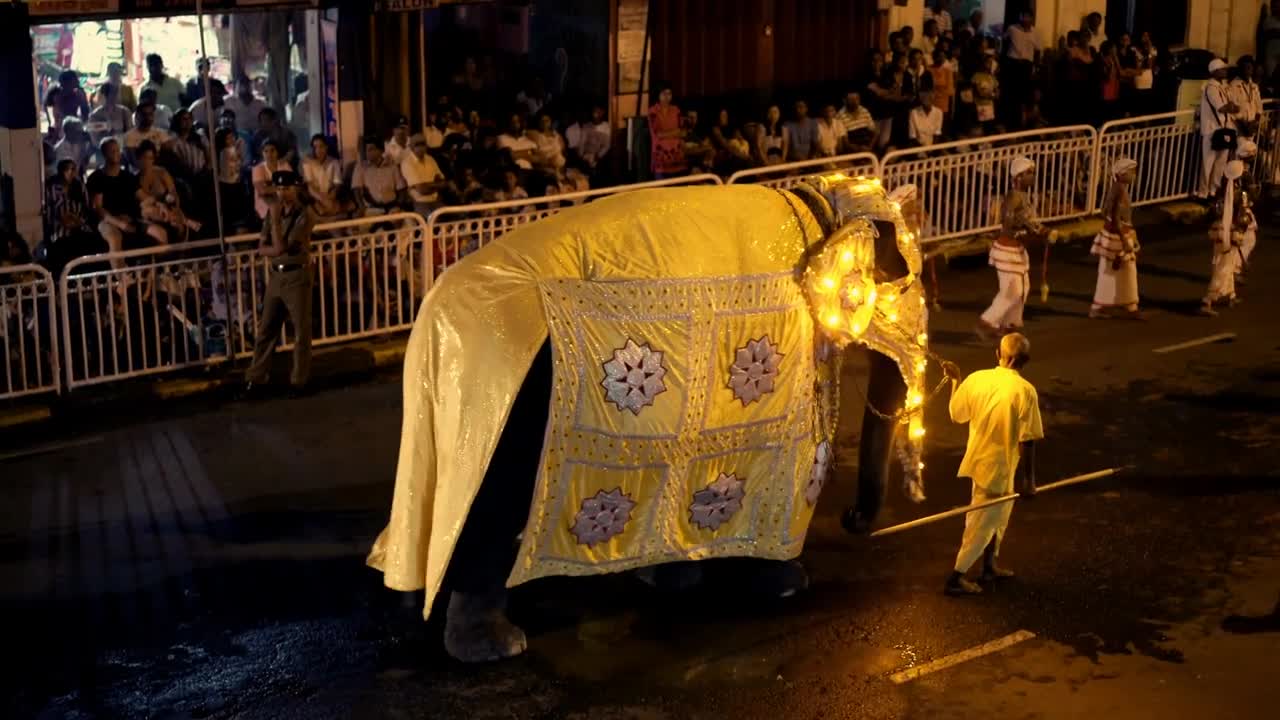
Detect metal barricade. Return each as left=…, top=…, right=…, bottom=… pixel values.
left=59, top=213, right=427, bottom=391
left=880, top=126, right=1098, bottom=244
left=1, top=264, right=60, bottom=400
left=1094, top=110, right=1200, bottom=210
left=1252, top=100, right=1280, bottom=187
left=424, top=174, right=723, bottom=285
left=726, top=152, right=881, bottom=189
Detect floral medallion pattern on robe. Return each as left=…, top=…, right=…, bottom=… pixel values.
left=729, top=335, right=784, bottom=406
left=806, top=440, right=833, bottom=506
left=689, top=472, right=747, bottom=531
left=571, top=488, right=637, bottom=546
left=601, top=339, right=668, bottom=415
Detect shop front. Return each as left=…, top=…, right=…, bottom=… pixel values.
left=2, top=0, right=338, bottom=245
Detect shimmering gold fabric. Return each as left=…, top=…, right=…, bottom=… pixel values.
left=367, top=183, right=923, bottom=620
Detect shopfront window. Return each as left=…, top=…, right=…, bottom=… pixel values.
left=29, top=8, right=334, bottom=249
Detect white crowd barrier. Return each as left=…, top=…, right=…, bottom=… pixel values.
left=11, top=107, right=1280, bottom=400
left=726, top=151, right=880, bottom=189
left=58, top=213, right=427, bottom=391
left=424, top=174, right=723, bottom=284
left=1094, top=110, right=1201, bottom=209
left=1252, top=102, right=1280, bottom=187
left=879, top=125, right=1098, bottom=244
left=1, top=264, right=60, bottom=400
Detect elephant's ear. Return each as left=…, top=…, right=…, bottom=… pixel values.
left=802, top=218, right=880, bottom=349
left=788, top=182, right=837, bottom=243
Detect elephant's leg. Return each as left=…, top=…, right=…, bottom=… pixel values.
left=843, top=350, right=907, bottom=534
left=443, top=341, right=552, bottom=663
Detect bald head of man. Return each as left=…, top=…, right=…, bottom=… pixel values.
left=998, top=332, right=1031, bottom=370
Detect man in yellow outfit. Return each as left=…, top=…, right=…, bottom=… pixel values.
left=941, top=332, right=1043, bottom=596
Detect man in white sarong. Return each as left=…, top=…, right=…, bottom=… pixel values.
left=1090, top=158, right=1144, bottom=319
left=940, top=333, right=1043, bottom=596
left=1198, top=59, right=1238, bottom=200
left=1202, top=160, right=1252, bottom=315
left=978, top=157, right=1051, bottom=340
left=1235, top=140, right=1261, bottom=284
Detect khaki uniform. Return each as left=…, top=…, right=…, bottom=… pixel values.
left=246, top=203, right=315, bottom=387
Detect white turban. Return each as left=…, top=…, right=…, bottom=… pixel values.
left=1111, top=158, right=1138, bottom=177
left=1237, top=139, right=1258, bottom=159
left=1209, top=59, right=1229, bottom=74
left=889, top=184, right=918, bottom=203
left=1010, top=157, right=1035, bottom=178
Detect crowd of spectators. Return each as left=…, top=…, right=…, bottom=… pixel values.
left=34, top=50, right=618, bottom=279
left=640, top=4, right=1265, bottom=180
left=27, top=10, right=1280, bottom=275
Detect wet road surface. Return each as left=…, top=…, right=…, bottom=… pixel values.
left=2, top=222, right=1279, bottom=719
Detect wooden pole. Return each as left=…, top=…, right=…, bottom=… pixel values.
left=869, top=468, right=1127, bottom=538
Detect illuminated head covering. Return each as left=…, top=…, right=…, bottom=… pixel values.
left=1236, top=139, right=1258, bottom=159
left=888, top=184, right=918, bottom=204
left=1111, top=158, right=1138, bottom=178
left=1010, top=156, right=1035, bottom=178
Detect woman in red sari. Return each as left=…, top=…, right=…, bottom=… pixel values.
left=648, top=84, right=687, bottom=179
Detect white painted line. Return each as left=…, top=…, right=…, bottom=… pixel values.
left=889, top=630, right=1037, bottom=684
left=0, top=435, right=105, bottom=463
left=1152, top=332, right=1237, bottom=354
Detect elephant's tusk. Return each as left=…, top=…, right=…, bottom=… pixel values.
left=865, top=467, right=1129, bottom=538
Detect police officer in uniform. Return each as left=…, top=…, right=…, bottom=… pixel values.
left=244, top=170, right=314, bottom=394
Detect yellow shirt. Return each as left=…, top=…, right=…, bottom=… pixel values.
left=949, top=366, right=1044, bottom=493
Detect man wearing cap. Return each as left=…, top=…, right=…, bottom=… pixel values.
left=1198, top=59, right=1239, bottom=200
left=1090, top=158, right=1144, bottom=319
left=939, top=332, right=1044, bottom=596
left=400, top=133, right=447, bottom=216
left=1229, top=56, right=1264, bottom=139
left=245, top=170, right=314, bottom=394
left=1202, top=158, right=1253, bottom=315
left=1234, top=140, right=1261, bottom=281
left=978, top=157, right=1049, bottom=339
left=385, top=116, right=411, bottom=166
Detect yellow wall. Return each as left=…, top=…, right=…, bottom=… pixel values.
left=1188, top=0, right=1263, bottom=60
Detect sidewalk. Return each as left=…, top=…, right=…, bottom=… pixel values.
left=0, top=337, right=408, bottom=435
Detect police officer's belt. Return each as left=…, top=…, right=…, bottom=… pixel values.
left=271, top=262, right=307, bottom=273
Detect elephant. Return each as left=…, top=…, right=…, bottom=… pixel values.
left=367, top=176, right=931, bottom=662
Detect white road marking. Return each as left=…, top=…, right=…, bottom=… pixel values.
left=889, top=630, right=1037, bottom=684
left=1152, top=332, right=1237, bottom=354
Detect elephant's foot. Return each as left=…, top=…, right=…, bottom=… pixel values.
left=634, top=561, right=705, bottom=591
left=443, top=589, right=527, bottom=663
left=741, top=559, right=810, bottom=599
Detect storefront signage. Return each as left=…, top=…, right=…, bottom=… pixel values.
left=23, top=0, right=120, bottom=16
left=374, top=0, right=493, bottom=11
left=17, top=0, right=319, bottom=21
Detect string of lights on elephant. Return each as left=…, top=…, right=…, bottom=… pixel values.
left=799, top=174, right=954, bottom=504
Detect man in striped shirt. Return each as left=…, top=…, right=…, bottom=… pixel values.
left=836, top=92, right=876, bottom=152
left=978, top=157, right=1049, bottom=339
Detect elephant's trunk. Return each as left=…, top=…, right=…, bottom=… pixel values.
left=842, top=350, right=906, bottom=534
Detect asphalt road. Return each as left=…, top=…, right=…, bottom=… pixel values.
left=2, top=219, right=1278, bottom=720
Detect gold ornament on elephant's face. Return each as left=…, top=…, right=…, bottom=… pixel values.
left=801, top=174, right=931, bottom=502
